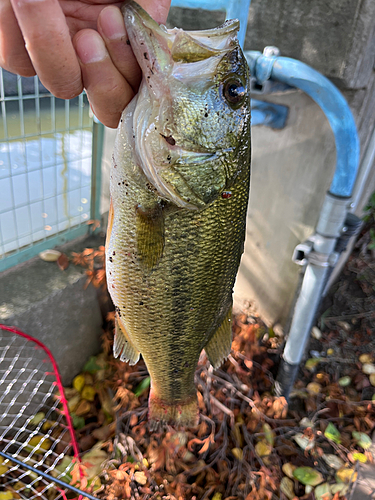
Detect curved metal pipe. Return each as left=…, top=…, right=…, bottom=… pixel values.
left=245, top=50, right=360, bottom=398
left=245, top=51, right=360, bottom=197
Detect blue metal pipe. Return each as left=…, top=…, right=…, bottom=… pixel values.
left=251, top=99, right=289, bottom=129
left=245, top=51, right=360, bottom=197
left=171, top=0, right=251, bottom=47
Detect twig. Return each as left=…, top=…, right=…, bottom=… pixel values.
left=210, top=394, right=235, bottom=427
left=324, top=311, right=375, bottom=322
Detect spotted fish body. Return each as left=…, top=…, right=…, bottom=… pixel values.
left=106, top=0, right=251, bottom=427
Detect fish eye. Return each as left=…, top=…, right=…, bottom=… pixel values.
left=223, top=79, right=246, bottom=106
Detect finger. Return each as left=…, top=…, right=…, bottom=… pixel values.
left=139, top=0, right=171, bottom=24
left=0, top=0, right=35, bottom=76
left=74, top=29, right=134, bottom=128
left=9, top=0, right=82, bottom=99
left=98, top=6, right=141, bottom=92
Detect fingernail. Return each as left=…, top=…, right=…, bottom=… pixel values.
left=76, top=32, right=107, bottom=64
left=100, top=6, right=126, bottom=40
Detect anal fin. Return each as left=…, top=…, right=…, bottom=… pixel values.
left=136, top=202, right=164, bottom=269
left=204, top=306, right=233, bottom=369
left=114, top=312, right=140, bottom=365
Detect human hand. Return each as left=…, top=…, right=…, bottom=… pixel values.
left=0, top=0, right=171, bottom=127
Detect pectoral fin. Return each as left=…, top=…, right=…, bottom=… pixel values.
left=136, top=202, right=164, bottom=269
left=114, top=313, right=140, bottom=365
left=204, top=306, right=233, bottom=369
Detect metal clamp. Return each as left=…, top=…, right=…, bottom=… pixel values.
left=292, top=239, right=314, bottom=266
left=292, top=237, right=339, bottom=267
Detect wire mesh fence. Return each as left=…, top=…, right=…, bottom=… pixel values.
left=0, top=326, right=84, bottom=500
left=0, top=69, right=97, bottom=272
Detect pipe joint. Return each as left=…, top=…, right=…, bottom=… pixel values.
left=316, top=193, right=351, bottom=239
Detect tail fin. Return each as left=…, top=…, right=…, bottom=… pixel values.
left=148, top=390, right=199, bottom=428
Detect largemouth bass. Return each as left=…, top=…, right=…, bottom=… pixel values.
left=106, top=0, right=251, bottom=427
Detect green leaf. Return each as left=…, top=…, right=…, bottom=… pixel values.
left=305, top=358, right=322, bottom=371
left=263, top=423, right=275, bottom=446
left=134, top=376, right=151, bottom=397
left=320, top=307, right=331, bottom=330
left=352, top=452, right=367, bottom=463
left=71, top=414, right=85, bottom=430
left=52, top=456, right=74, bottom=484
left=352, top=431, right=372, bottom=450
left=324, top=423, right=342, bottom=444
left=82, top=356, right=102, bottom=373
left=293, top=466, right=323, bottom=486
left=315, top=482, right=332, bottom=500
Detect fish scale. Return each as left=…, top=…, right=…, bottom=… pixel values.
left=106, top=0, right=251, bottom=427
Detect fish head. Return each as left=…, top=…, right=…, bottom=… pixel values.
left=122, top=1, right=251, bottom=209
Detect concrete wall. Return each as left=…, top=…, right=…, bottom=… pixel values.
left=0, top=236, right=104, bottom=385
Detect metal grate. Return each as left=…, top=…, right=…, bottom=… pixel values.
left=0, top=326, right=82, bottom=499
left=0, top=69, right=99, bottom=272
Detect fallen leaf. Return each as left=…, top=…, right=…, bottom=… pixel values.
left=307, top=382, right=322, bottom=395
left=25, top=435, right=52, bottom=454
left=0, top=493, right=13, bottom=500
left=255, top=440, right=272, bottom=457
left=352, top=431, right=372, bottom=450
left=73, top=374, right=86, bottom=393
left=338, top=376, right=351, bottom=387
left=282, top=462, right=296, bottom=479
left=324, top=423, right=341, bottom=444
left=300, top=417, right=314, bottom=428
left=311, top=327, right=322, bottom=339
left=81, top=448, right=108, bottom=480
left=29, top=412, right=45, bottom=426
left=362, top=363, right=375, bottom=375
left=232, top=448, right=243, bottom=460
left=57, top=253, right=69, bottom=270
left=305, top=358, right=321, bottom=371
left=134, top=471, right=147, bottom=485
left=134, top=377, right=151, bottom=397
left=0, top=464, right=8, bottom=475
left=71, top=414, right=85, bottom=430
left=280, top=477, right=295, bottom=500
left=359, top=354, right=373, bottom=364
left=81, top=385, right=96, bottom=401
left=294, top=433, right=315, bottom=451
left=68, top=394, right=81, bottom=412
left=322, top=454, right=344, bottom=470
left=75, top=399, right=91, bottom=416
left=351, top=452, right=367, bottom=463
left=335, top=467, right=357, bottom=483
left=314, top=483, right=332, bottom=500
left=330, top=483, right=349, bottom=495
left=39, top=249, right=61, bottom=262
left=293, top=466, right=323, bottom=486
left=263, top=423, right=275, bottom=446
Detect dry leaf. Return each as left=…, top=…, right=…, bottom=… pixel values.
left=57, top=253, right=69, bottom=270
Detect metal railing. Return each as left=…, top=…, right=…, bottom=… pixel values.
left=0, top=69, right=102, bottom=272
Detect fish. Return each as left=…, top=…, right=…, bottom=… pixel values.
left=106, top=0, right=251, bottom=428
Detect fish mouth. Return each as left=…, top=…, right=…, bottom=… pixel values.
left=122, top=1, right=240, bottom=79
left=122, top=1, right=240, bottom=209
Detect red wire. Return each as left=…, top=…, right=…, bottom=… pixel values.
left=0, top=324, right=82, bottom=462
